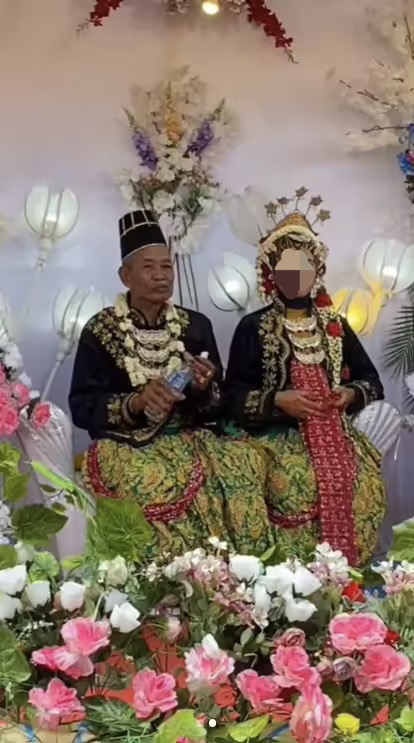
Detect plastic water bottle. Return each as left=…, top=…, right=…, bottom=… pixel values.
left=144, top=352, right=208, bottom=422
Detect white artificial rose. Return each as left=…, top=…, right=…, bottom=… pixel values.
left=104, top=590, right=127, bottom=614
left=106, top=556, right=128, bottom=587
left=229, top=555, right=262, bottom=583
left=262, top=565, right=294, bottom=595
left=0, top=594, right=22, bottom=620
left=15, top=542, right=36, bottom=565
left=253, top=582, right=271, bottom=615
left=165, top=617, right=182, bottom=642
left=283, top=592, right=317, bottom=623
left=293, top=567, right=322, bottom=597
left=110, top=602, right=141, bottom=633
left=0, top=564, right=27, bottom=595
left=201, top=633, right=221, bottom=659
left=60, top=581, right=86, bottom=612
left=25, top=581, right=51, bottom=608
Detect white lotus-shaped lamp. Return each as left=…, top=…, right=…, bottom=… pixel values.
left=224, top=187, right=274, bottom=246
left=41, top=286, right=108, bottom=401
left=24, top=186, right=79, bottom=269
left=208, top=252, right=257, bottom=312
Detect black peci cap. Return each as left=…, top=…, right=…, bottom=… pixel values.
left=119, top=209, right=167, bottom=262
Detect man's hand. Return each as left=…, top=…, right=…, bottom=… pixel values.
left=330, top=386, right=356, bottom=411
left=190, top=356, right=215, bottom=392
left=274, top=390, right=326, bottom=419
left=130, top=379, right=184, bottom=421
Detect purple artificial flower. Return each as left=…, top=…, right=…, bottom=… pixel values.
left=187, top=119, right=214, bottom=157
left=132, top=131, right=158, bottom=171
left=398, top=150, right=414, bottom=177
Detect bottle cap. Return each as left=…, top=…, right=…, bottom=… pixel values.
left=200, top=351, right=209, bottom=359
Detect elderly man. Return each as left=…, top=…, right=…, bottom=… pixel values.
left=69, top=209, right=273, bottom=555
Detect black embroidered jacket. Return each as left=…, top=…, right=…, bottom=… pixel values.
left=68, top=305, right=222, bottom=448
left=223, top=304, right=384, bottom=434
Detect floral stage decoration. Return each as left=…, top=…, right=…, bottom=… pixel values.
left=2, top=481, right=414, bottom=743
left=118, top=68, right=237, bottom=308
left=80, top=1, right=293, bottom=56
left=336, top=3, right=414, bottom=203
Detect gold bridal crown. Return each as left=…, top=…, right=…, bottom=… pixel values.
left=259, top=187, right=331, bottom=263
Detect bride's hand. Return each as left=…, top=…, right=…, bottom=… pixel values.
left=274, top=390, right=326, bottom=419
left=330, top=387, right=356, bottom=411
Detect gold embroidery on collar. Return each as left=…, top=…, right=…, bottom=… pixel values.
left=259, top=306, right=290, bottom=392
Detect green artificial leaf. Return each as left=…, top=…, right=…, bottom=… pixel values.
left=12, top=505, right=67, bottom=547
left=384, top=303, right=414, bottom=377
left=3, top=472, right=30, bottom=504
left=228, top=715, right=269, bottom=742
left=87, top=497, right=154, bottom=563
left=0, top=545, right=17, bottom=569
left=28, top=551, right=60, bottom=581
left=388, top=520, right=414, bottom=562
left=0, top=442, right=21, bottom=475
left=396, top=705, right=414, bottom=732
left=154, top=710, right=206, bottom=743
left=31, top=461, right=76, bottom=492
left=240, top=627, right=254, bottom=647
left=62, top=555, right=86, bottom=573
left=0, top=626, right=31, bottom=685
left=260, top=545, right=276, bottom=564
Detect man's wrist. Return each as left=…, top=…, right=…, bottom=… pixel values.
left=128, top=392, right=144, bottom=416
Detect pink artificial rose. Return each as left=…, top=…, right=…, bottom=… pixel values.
left=354, top=645, right=410, bottom=693
left=32, top=618, right=111, bottom=680
left=11, top=382, right=31, bottom=407
left=329, top=613, right=387, bottom=655
left=290, top=684, right=333, bottom=743
left=236, top=669, right=285, bottom=715
left=28, top=678, right=84, bottom=730
left=31, top=647, right=61, bottom=672
left=271, top=646, right=319, bottom=691
left=31, top=402, right=51, bottom=429
left=165, top=616, right=182, bottom=643
left=275, top=628, right=306, bottom=649
left=0, top=385, right=11, bottom=406
left=185, top=635, right=235, bottom=693
left=132, top=668, right=178, bottom=720
left=0, top=404, right=20, bottom=437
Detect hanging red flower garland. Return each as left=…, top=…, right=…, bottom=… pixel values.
left=245, top=0, right=293, bottom=54
left=81, top=1, right=293, bottom=56
left=85, top=0, right=124, bottom=27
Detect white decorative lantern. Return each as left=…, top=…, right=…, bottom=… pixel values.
left=224, top=194, right=262, bottom=246
left=353, top=401, right=402, bottom=455
left=41, top=286, right=108, bottom=401
left=358, top=239, right=414, bottom=295
left=24, top=186, right=79, bottom=268
left=208, top=253, right=255, bottom=312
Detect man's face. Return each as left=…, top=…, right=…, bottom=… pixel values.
left=273, top=248, right=316, bottom=299
left=120, top=244, right=174, bottom=303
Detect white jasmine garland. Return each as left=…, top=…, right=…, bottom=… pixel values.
left=115, top=295, right=184, bottom=388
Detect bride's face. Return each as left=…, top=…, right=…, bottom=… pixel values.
left=272, top=247, right=316, bottom=299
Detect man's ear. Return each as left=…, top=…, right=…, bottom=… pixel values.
left=118, top=264, right=129, bottom=289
